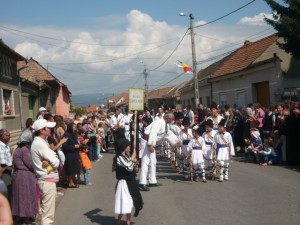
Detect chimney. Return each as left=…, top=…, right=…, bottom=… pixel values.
left=244, top=40, right=251, bottom=46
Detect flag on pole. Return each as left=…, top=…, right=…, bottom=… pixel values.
left=174, top=60, right=192, bottom=74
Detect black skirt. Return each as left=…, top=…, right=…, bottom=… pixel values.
left=64, top=159, right=81, bottom=176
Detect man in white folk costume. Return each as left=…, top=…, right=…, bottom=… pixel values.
left=123, top=108, right=133, bottom=141
left=138, top=112, right=178, bottom=191
left=154, top=106, right=166, bottom=157
left=214, top=118, right=235, bottom=182
left=110, top=107, right=126, bottom=151
left=169, top=112, right=184, bottom=171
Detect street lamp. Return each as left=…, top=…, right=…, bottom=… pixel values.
left=140, top=60, right=149, bottom=109
left=180, top=12, right=199, bottom=107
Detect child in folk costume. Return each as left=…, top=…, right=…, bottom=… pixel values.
left=214, top=119, right=235, bottom=182
left=113, top=138, right=143, bottom=225
left=188, top=124, right=207, bottom=182
left=170, top=112, right=184, bottom=171
left=208, top=102, right=224, bottom=132
left=178, top=117, right=193, bottom=179
left=202, top=119, right=217, bottom=178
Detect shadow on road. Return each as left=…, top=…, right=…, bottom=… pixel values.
left=84, top=208, right=115, bottom=225
left=155, top=157, right=186, bottom=182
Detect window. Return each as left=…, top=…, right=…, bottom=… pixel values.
left=206, top=96, right=210, bottom=106
left=1, top=89, right=15, bottom=116
left=236, top=90, right=246, bottom=108
left=219, top=93, right=227, bottom=106
left=0, top=54, right=12, bottom=78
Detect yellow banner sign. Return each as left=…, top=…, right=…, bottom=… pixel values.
left=129, top=88, right=144, bottom=111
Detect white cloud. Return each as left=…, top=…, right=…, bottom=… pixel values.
left=2, top=10, right=275, bottom=95
left=239, top=13, right=274, bottom=26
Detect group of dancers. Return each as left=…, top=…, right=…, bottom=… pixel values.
left=112, top=105, right=235, bottom=224
left=168, top=110, right=235, bottom=183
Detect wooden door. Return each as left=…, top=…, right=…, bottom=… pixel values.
left=255, top=81, right=270, bottom=106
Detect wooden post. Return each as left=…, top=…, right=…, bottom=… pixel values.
left=133, top=110, right=138, bottom=159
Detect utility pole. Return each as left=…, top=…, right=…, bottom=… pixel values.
left=189, top=13, right=199, bottom=107
left=143, top=64, right=149, bottom=108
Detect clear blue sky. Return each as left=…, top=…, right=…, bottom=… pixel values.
left=0, top=0, right=279, bottom=96
left=1, top=0, right=273, bottom=27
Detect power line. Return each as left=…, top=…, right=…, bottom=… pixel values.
left=148, top=29, right=189, bottom=71
left=0, top=26, right=179, bottom=64
left=0, top=25, right=180, bottom=47
left=147, top=0, right=257, bottom=72
left=194, top=0, right=257, bottom=29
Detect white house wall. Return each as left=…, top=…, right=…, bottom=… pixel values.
left=212, top=61, right=280, bottom=107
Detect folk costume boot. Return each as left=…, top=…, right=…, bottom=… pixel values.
left=224, top=165, right=229, bottom=181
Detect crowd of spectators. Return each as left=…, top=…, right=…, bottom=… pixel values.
left=192, top=101, right=300, bottom=166
left=0, top=107, right=112, bottom=224
left=0, top=99, right=299, bottom=224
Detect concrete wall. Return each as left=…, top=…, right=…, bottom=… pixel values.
left=56, top=86, right=70, bottom=117
left=211, top=61, right=280, bottom=107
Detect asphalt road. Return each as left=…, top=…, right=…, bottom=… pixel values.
left=54, top=150, right=300, bottom=225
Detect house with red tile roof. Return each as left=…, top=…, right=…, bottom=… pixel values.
left=107, top=92, right=129, bottom=111
left=0, top=39, right=26, bottom=147
left=147, top=86, right=174, bottom=111
left=180, top=34, right=300, bottom=109
left=18, top=57, right=71, bottom=118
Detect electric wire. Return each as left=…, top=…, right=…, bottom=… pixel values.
left=193, top=0, right=257, bottom=29
left=0, top=25, right=180, bottom=47
left=147, top=0, right=257, bottom=72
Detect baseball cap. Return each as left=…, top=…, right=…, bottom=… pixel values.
left=32, top=119, right=56, bottom=131
left=39, top=107, right=47, bottom=112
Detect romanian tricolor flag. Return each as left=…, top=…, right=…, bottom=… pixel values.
left=175, top=60, right=193, bottom=74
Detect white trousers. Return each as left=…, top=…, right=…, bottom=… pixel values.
left=38, top=181, right=57, bottom=225
left=139, top=146, right=157, bottom=185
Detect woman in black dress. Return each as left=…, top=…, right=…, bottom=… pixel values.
left=62, top=123, right=81, bottom=188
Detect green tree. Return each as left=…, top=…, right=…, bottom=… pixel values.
left=264, top=0, right=300, bottom=59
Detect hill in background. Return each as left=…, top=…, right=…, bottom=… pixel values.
left=71, top=93, right=112, bottom=106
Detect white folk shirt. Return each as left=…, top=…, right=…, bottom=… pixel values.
left=147, top=120, right=178, bottom=147
left=170, top=123, right=183, bottom=155
left=202, top=130, right=217, bottom=159
left=178, top=128, right=192, bottom=158
left=124, top=114, right=133, bottom=131
left=207, top=115, right=224, bottom=132
left=213, top=132, right=235, bottom=161
left=110, top=113, right=126, bottom=129
left=0, top=141, right=12, bottom=167
left=188, top=110, right=195, bottom=125
left=187, top=136, right=207, bottom=164
left=154, top=113, right=165, bottom=121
